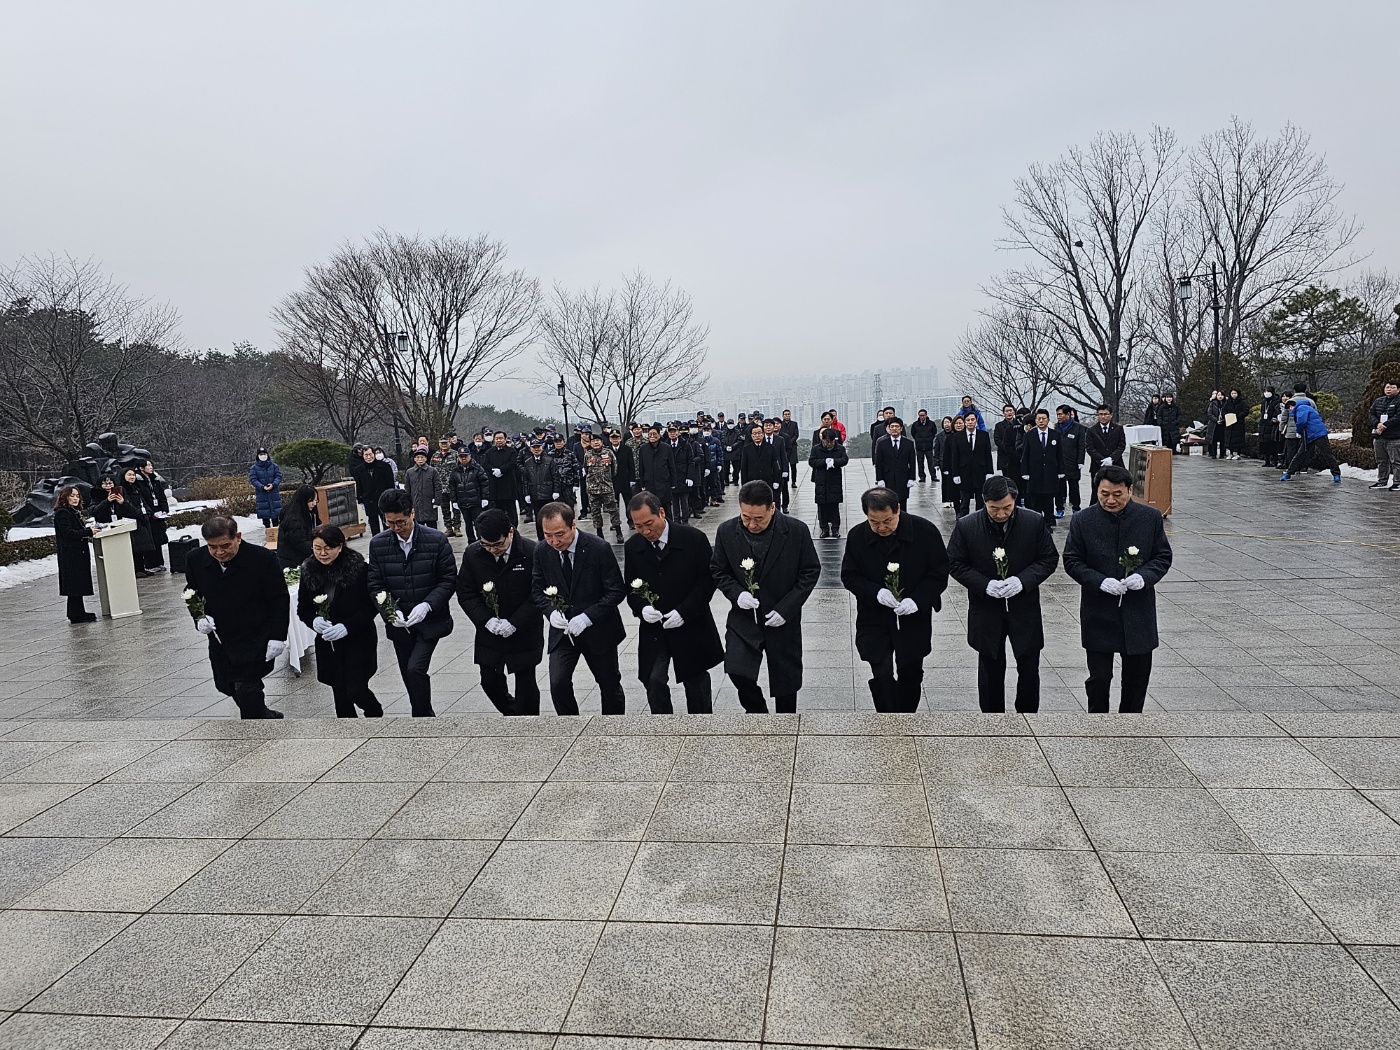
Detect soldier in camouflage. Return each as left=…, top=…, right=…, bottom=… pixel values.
left=429, top=437, right=462, bottom=536
left=584, top=433, right=623, bottom=541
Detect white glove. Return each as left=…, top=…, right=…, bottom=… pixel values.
left=552, top=492, right=559, bottom=499
left=322, top=623, right=349, bottom=642
left=391, top=611, right=408, bottom=629
left=524, top=495, right=532, bottom=504
left=566, top=613, right=591, bottom=637
left=662, top=609, right=684, bottom=629
left=907, top=479, right=915, bottom=487
left=1002, top=576, right=1024, bottom=598
left=894, top=597, right=918, bottom=616
left=825, top=458, right=834, bottom=469
left=1022, top=475, right=1031, bottom=480
left=312, top=616, right=334, bottom=636
left=704, top=469, right=711, bottom=476
left=876, top=480, right=884, bottom=488
left=985, top=580, right=1005, bottom=598
left=1057, top=473, right=1064, bottom=479
left=1099, top=577, right=1127, bottom=597
left=549, top=610, right=569, bottom=630
left=685, top=479, right=693, bottom=487
left=642, top=605, right=663, bottom=624
left=1124, top=573, right=1145, bottom=591
left=481, top=500, right=490, bottom=508
left=764, top=609, right=786, bottom=628
left=1100, top=458, right=1112, bottom=466
left=264, top=640, right=286, bottom=662
left=772, top=483, right=780, bottom=489
left=737, top=591, right=760, bottom=611
left=496, top=620, right=516, bottom=638
left=877, top=588, right=899, bottom=609
left=491, top=468, right=502, bottom=477
left=781, top=472, right=788, bottom=478
left=953, top=476, right=961, bottom=485
left=405, top=602, right=432, bottom=626
left=485, top=616, right=503, bottom=635
left=195, top=615, right=217, bottom=635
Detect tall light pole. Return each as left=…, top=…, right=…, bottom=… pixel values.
left=1176, top=264, right=1222, bottom=395
left=387, top=331, right=409, bottom=466
left=557, top=374, right=570, bottom=432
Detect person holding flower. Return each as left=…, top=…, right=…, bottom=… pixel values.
left=839, top=487, right=948, bottom=712
left=455, top=509, right=544, bottom=715
left=622, top=491, right=724, bottom=714
left=947, top=476, right=1059, bottom=712
left=1062, top=464, right=1174, bottom=713
left=711, top=480, right=821, bottom=713
left=297, top=524, right=383, bottom=717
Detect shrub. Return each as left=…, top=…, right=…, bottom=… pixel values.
left=0, top=505, right=12, bottom=542
left=1331, top=439, right=1377, bottom=471
left=186, top=474, right=257, bottom=516
left=0, top=536, right=56, bottom=567
left=272, top=439, right=352, bottom=485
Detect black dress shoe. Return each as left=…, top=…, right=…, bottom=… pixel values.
left=262, top=708, right=285, bottom=719
left=134, top=570, right=154, bottom=578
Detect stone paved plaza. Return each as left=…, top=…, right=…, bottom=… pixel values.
left=1, top=457, right=1399, bottom=1048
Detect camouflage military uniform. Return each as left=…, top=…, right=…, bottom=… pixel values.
left=584, top=448, right=621, bottom=536
left=429, top=451, right=460, bottom=534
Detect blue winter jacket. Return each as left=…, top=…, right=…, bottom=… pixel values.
left=249, top=459, right=284, bottom=520
left=1292, top=401, right=1329, bottom=442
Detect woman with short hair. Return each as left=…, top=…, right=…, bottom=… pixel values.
left=296, top=524, right=383, bottom=717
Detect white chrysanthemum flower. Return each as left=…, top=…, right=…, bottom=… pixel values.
left=181, top=589, right=196, bottom=600
left=992, top=547, right=1006, bottom=559
left=887, top=562, right=899, bottom=573
left=740, top=558, right=755, bottom=570
left=1127, top=546, right=1140, bottom=556
left=544, top=586, right=559, bottom=596
left=374, top=592, right=388, bottom=603
left=482, top=581, right=494, bottom=592
left=631, top=579, right=645, bottom=589
left=314, top=594, right=329, bottom=605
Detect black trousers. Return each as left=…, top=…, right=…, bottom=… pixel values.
left=915, top=448, right=936, bottom=481
left=977, top=649, right=1041, bottom=713
left=1026, top=492, right=1056, bottom=525
left=492, top=499, right=519, bottom=526
left=956, top=484, right=985, bottom=517
left=1085, top=650, right=1153, bottom=713
left=331, top=682, right=382, bottom=718
left=778, top=476, right=790, bottom=510
left=729, top=673, right=796, bottom=714
left=390, top=631, right=440, bottom=716
left=1286, top=436, right=1340, bottom=477
left=363, top=504, right=383, bottom=535
left=817, top=503, right=841, bottom=533
left=144, top=545, right=165, bottom=569
left=458, top=504, right=480, bottom=542
left=437, top=495, right=459, bottom=530
left=1056, top=475, right=1081, bottom=513
left=868, top=646, right=923, bottom=712
left=645, top=641, right=713, bottom=714
left=209, top=645, right=277, bottom=719
left=65, top=595, right=90, bottom=622
left=549, top=642, right=625, bottom=715
left=480, top=663, right=541, bottom=716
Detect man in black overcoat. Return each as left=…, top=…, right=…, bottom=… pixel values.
left=993, top=404, right=1022, bottom=483
left=623, top=492, right=724, bottom=713
left=368, top=489, right=459, bottom=717
left=872, top=417, right=917, bottom=513
left=1083, top=405, right=1128, bottom=504
left=780, top=410, right=801, bottom=489
left=911, top=408, right=938, bottom=483
left=1062, top=465, right=1174, bottom=713
left=947, top=420, right=995, bottom=516
left=762, top=419, right=791, bottom=511
left=531, top=501, right=628, bottom=715
left=711, top=480, right=821, bottom=713
left=839, top=487, right=948, bottom=712
left=636, top=426, right=677, bottom=513
left=664, top=424, right=697, bottom=524
left=739, top=424, right=782, bottom=500
left=1017, top=408, right=1067, bottom=529
left=947, top=477, right=1059, bottom=712
left=807, top=428, right=849, bottom=538
left=184, top=516, right=289, bottom=719
left=455, top=509, right=545, bottom=715
left=482, top=430, right=521, bottom=524
left=609, top=430, right=636, bottom=524
left=1055, top=405, right=1087, bottom=517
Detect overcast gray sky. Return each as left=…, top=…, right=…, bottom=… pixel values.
left=3, top=0, right=1396, bottom=383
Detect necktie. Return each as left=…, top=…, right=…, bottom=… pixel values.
left=1041, top=432, right=1047, bottom=448
left=562, top=550, right=574, bottom=589
left=892, top=440, right=899, bottom=451
left=969, top=432, right=974, bottom=446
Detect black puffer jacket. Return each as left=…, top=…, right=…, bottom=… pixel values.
left=449, top=459, right=490, bottom=507
left=521, top=453, right=566, bottom=506
left=366, top=524, right=458, bottom=641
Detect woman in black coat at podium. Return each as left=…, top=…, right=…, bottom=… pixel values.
left=296, top=524, right=382, bottom=717
left=90, top=473, right=156, bottom=578
left=54, top=484, right=98, bottom=623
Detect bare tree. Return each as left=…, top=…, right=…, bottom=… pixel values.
left=609, top=271, right=710, bottom=426
left=1138, top=186, right=1209, bottom=395
left=0, top=255, right=179, bottom=461
left=988, top=128, right=1178, bottom=413
left=951, top=307, right=1069, bottom=411
left=273, top=230, right=539, bottom=442
left=534, top=282, right=618, bottom=426
left=1189, top=118, right=1360, bottom=358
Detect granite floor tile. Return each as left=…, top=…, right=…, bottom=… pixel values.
left=958, top=933, right=1196, bottom=1050
left=17, top=836, right=231, bottom=911
left=765, top=926, right=972, bottom=1049
left=778, top=843, right=948, bottom=931
left=1149, top=939, right=1400, bottom=1049
left=1351, top=945, right=1400, bottom=1001
left=318, top=738, right=467, bottom=782
left=1029, top=712, right=1284, bottom=738
left=1166, top=736, right=1348, bottom=788
left=158, top=1020, right=362, bottom=1048
left=1101, top=851, right=1332, bottom=942
left=0, top=1013, right=177, bottom=1049
left=249, top=781, right=422, bottom=839
left=1270, top=713, right=1400, bottom=738
left=377, top=781, right=540, bottom=839
left=377, top=918, right=601, bottom=1031
left=915, top=736, right=1057, bottom=787
left=301, top=838, right=496, bottom=917
left=1212, top=788, right=1400, bottom=854
left=29, top=912, right=284, bottom=1017
left=0, top=740, right=68, bottom=779
left=0, top=836, right=106, bottom=907
left=0, top=908, right=133, bottom=1009
left=196, top=915, right=437, bottom=1024
left=793, top=735, right=921, bottom=783
left=100, top=738, right=269, bottom=783
left=509, top=781, right=662, bottom=841
left=551, top=736, right=684, bottom=781
left=644, top=782, right=788, bottom=844
left=788, top=783, right=932, bottom=845
left=669, top=735, right=796, bottom=782
left=565, top=922, right=772, bottom=1041
left=1067, top=788, right=1256, bottom=853
left=1271, top=854, right=1400, bottom=944
left=0, top=783, right=83, bottom=834
left=454, top=840, right=635, bottom=920
left=1038, top=737, right=1198, bottom=788
left=126, top=781, right=306, bottom=838
left=928, top=786, right=1088, bottom=849
left=613, top=841, right=783, bottom=924
left=2, top=739, right=162, bottom=783
left=1301, top=737, right=1400, bottom=789
left=155, top=838, right=361, bottom=914
left=358, top=1031, right=554, bottom=1050
left=433, top=736, right=575, bottom=781
left=213, top=739, right=365, bottom=782
left=8, top=782, right=196, bottom=837
left=941, top=847, right=1135, bottom=937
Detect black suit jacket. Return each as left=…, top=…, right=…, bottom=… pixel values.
left=873, top=436, right=917, bottom=494
left=1017, top=427, right=1066, bottom=495
left=530, top=528, right=626, bottom=654
left=947, top=507, right=1059, bottom=656
left=185, top=542, right=290, bottom=667
left=1084, top=423, right=1127, bottom=468
left=623, top=522, right=724, bottom=682
left=739, top=439, right=782, bottom=486
left=779, top=421, right=800, bottom=464
left=456, top=534, right=545, bottom=670
left=840, top=513, right=948, bottom=661
left=948, top=429, right=994, bottom=487
left=637, top=441, right=676, bottom=496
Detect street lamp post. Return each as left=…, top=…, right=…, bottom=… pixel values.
left=387, top=331, right=409, bottom=466
left=557, top=375, right=570, bottom=432
left=1176, top=263, right=1222, bottom=395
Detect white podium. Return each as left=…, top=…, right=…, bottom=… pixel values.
left=92, top=519, right=142, bottom=619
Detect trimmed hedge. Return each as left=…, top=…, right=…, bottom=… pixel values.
left=186, top=475, right=258, bottom=516
left=1332, top=439, right=1377, bottom=471
left=0, top=536, right=57, bottom=567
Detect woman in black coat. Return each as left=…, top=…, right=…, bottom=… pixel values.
left=939, top=416, right=961, bottom=506
left=132, top=460, right=170, bottom=572
left=278, top=484, right=319, bottom=572
left=296, top=524, right=382, bottom=717
left=91, top=473, right=156, bottom=577
left=53, top=484, right=98, bottom=623
left=1222, top=389, right=1247, bottom=459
